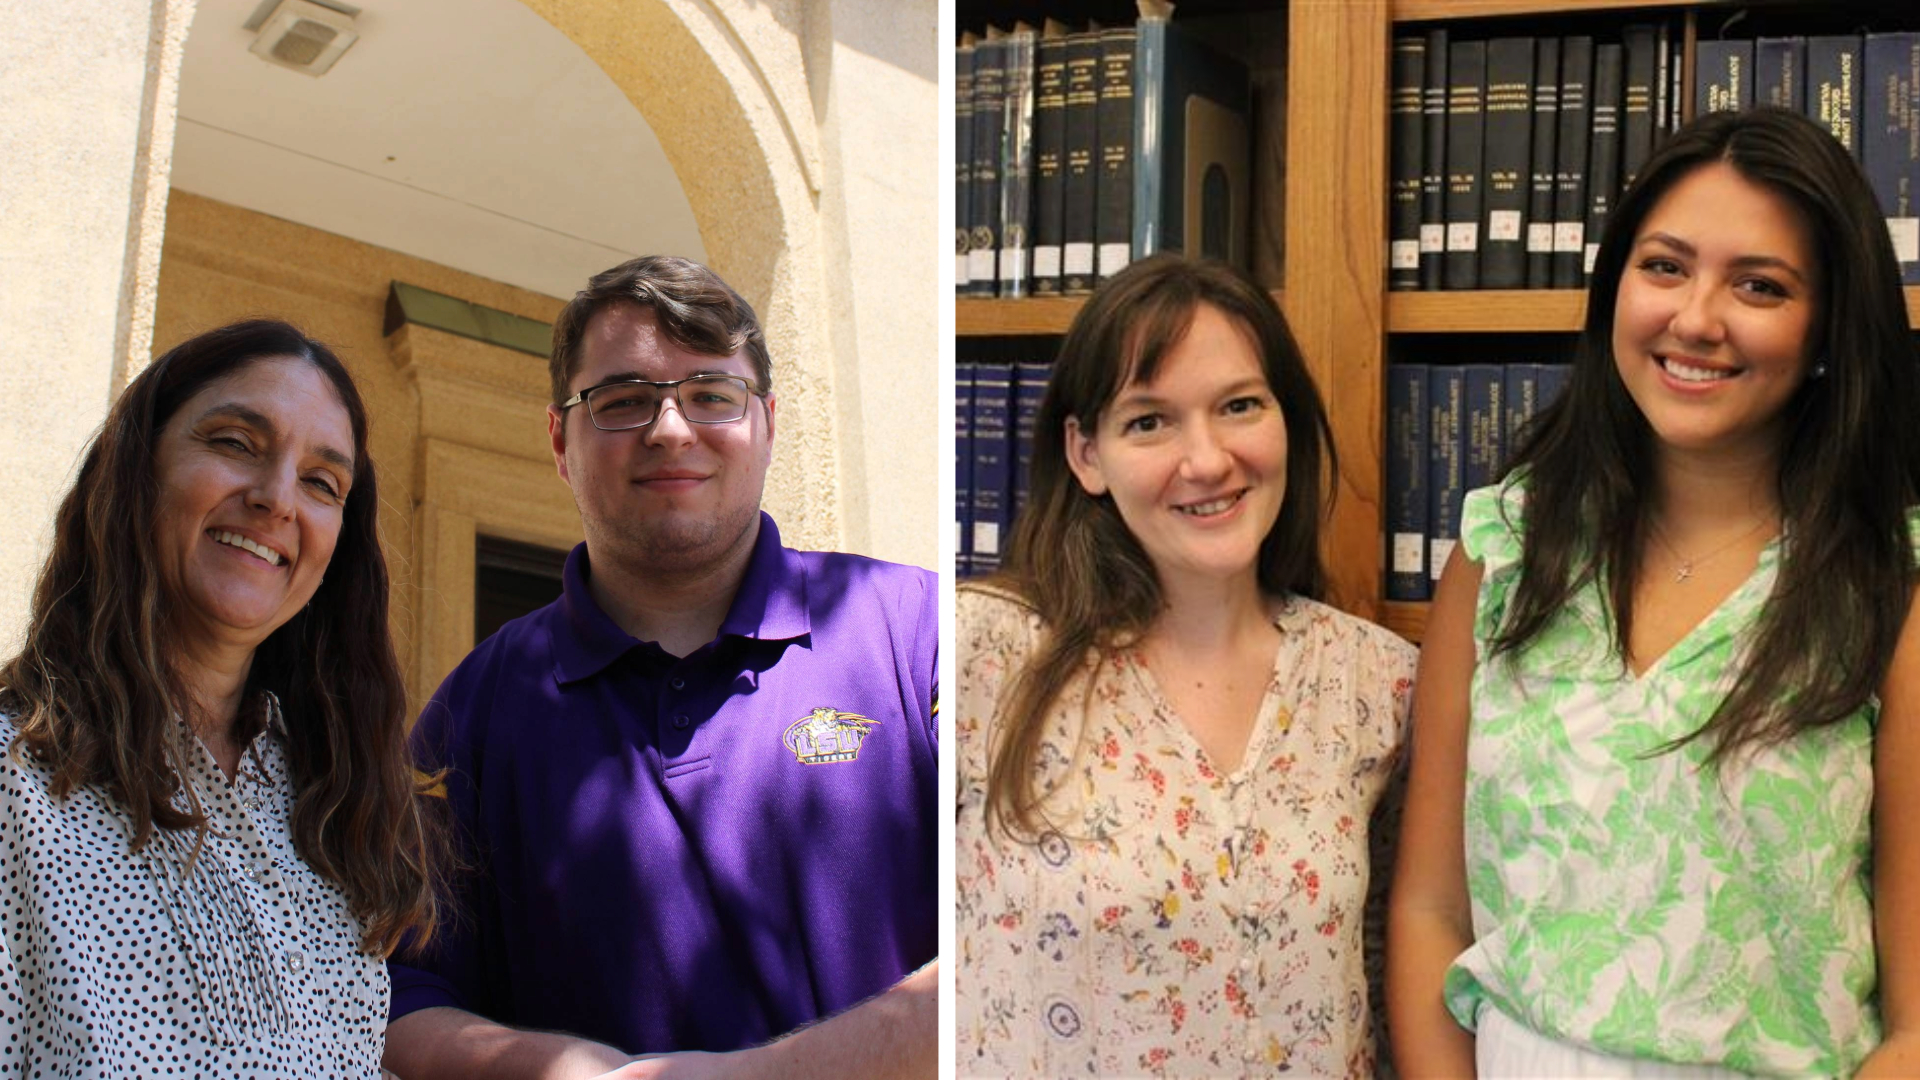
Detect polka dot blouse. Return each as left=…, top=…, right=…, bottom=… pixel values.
left=0, top=701, right=386, bottom=1077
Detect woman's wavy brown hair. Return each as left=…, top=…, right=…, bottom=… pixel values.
left=0, top=319, right=447, bottom=956
left=1494, top=107, right=1920, bottom=762
left=972, top=255, right=1335, bottom=839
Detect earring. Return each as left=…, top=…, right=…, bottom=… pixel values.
left=1811, top=361, right=1829, bottom=379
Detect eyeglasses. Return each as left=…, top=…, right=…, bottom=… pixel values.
left=560, top=374, right=761, bottom=431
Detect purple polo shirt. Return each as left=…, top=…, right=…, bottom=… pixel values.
left=388, top=513, right=937, bottom=1054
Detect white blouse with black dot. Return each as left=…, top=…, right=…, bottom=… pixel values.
left=0, top=703, right=386, bottom=1077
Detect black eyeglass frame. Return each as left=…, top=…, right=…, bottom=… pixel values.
left=558, top=374, right=765, bottom=432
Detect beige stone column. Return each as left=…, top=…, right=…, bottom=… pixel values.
left=0, top=0, right=196, bottom=651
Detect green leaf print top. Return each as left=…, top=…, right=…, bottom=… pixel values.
left=1443, top=483, right=1891, bottom=1078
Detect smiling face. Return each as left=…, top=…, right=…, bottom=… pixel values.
left=1065, top=302, right=1288, bottom=593
left=151, top=357, right=355, bottom=657
left=1612, top=160, right=1820, bottom=467
left=547, top=302, right=775, bottom=574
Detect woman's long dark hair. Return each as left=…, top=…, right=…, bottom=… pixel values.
left=0, top=319, right=447, bottom=955
left=973, top=255, right=1335, bottom=837
left=1496, top=106, right=1920, bottom=761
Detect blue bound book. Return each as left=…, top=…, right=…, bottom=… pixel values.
left=1864, top=33, right=1920, bottom=284
left=970, top=363, right=1014, bottom=574
left=1387, top=364, right=1431, bottom=602
left=1013, top=361, right=1050, bottom=522
left=956, top=361, right=976, bottom=577
left=1428, top=366, right=1467, bottom=586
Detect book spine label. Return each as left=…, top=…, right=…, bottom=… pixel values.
left=998, top=32, right=1038, bottom=298
left=1386, top=364, right=1431, bottom=601
left=1551, top=36, right=1592, bottom=288
left=1032, top=36, right=1069, bottom=293
left=969, top=40, right=1006, bottom=295
left=1526, top=37, right=1560, bottom=289
left=1463, top=363, right=1507, bottom=502
left=957, top=44, right=975, bottom=292
left=1695, top=39, right=1754, bottom=118
left=1428, top=366, right=1466, bottom=582
left=956, top=362, right=976, bottom=572
left=1502, top=363, right=1543, bottom=461
left=1421, top=29, right=1450, bottom=290
left=1445, top=40, right=1487, bottom=289
left=1755, top=36, right=1804, bottom=110
left=970, top=363, right=1012, bottom=571
left=1808, top=36, right=1863, bottom=159
left=1620, top=25, right=1656, bottom=189
left=1864, top=33, right=1920, bottom=283
left=1062, top=33, right=1101, bottom=294
left=1013, top=362, right=1050, bottom=519
left=1583, top=43, right=1624, bottom=282
left=1096, top=27, right=1136, bottom=280
left=1390, top=35, right=1427, bottom=290
left=1480, top=37, right=1534, bottom=290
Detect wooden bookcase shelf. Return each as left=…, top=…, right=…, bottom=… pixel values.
left=955, top=297, right=1085, bottom=336
left=1393, top=0, right=1701, bottom=22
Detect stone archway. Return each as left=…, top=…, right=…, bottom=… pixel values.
left=514, top=0, right=842, bottom=552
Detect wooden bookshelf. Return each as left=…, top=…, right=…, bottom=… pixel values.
left=955, top=297, right=1085, bottom=336
left=1388, top=290, right=1587, bottom=332
left=1394, top=0, right=1700, bottom=21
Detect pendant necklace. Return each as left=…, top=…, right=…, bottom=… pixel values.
left=1648, top=515, right=1772, bottom=583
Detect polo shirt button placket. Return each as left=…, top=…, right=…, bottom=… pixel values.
left=670, top=676, right=686, bottom=690
left=672, top=714, right=690, bottom=730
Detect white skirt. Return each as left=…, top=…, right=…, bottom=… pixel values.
left=1476, top=1005, right=1755, bottom=1079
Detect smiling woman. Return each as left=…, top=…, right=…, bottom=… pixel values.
left=0, top=320, right=446, bottom=1076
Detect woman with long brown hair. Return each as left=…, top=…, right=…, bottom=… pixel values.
left=0, top=319, right=444, bottom=1075
left=956, top=255, right=1416, bottom=1076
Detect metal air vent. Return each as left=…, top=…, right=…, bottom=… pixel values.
left=248, top=0, right=360, bottom=77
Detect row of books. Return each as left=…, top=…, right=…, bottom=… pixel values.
left=957, top=2, right=1250, bottom=300
left=1694, top=32, right=1920, bottom=283
left=1390, top=27, right=1920, bottom=292
left=1386, top=363, right=1571, bottom=602
left=955, top=361, right=1049, bottom=578
left=1388, top=25, right=1684, bottom=292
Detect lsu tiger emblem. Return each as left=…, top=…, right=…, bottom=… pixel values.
left=782, top=707, right=879, bottom=765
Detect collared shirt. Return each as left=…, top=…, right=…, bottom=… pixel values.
left=0, top=703, right=387, bottom=1077
left=389, top=513, right=939, bottom=1054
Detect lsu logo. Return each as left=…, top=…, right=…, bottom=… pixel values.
left=783, top=707, right=879, bottom=765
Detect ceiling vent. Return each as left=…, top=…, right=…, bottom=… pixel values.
left=248, top=0, right=360, bottom=77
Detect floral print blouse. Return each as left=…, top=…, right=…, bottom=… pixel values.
left=957, top=586, right=1416, bottom=1078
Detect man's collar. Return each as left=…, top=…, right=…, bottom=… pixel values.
left=551, top=512, right=811, bottom=685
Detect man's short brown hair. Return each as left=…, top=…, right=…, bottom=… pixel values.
left=548, top=255, right=771, bottom=406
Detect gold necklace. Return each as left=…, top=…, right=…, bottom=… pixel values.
left=1648, top=515, right=1773, bottom=583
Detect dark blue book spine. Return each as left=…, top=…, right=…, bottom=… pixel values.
left=1444, top=40, right=1487, bottom=289
left=1013, top=362, right=1049, bottom=522
left=957, top=42, right=976, bottom=295
left=1864, top=33, right=1920, bottom=284
left=1464, top=364, right=1506, bottom=498
left=1503, top=363, right=1544, bottom=463
left=1537, top=363, right=1572, bottom=411
left=970, top=363, right=1013, bottom=573
left=956, top=362, right=976, bottom=576
left=1428, top=366, right=1466, bottom=586
left=1390, top=35, right=1427, bottom=291
left=1387, top=364, right=1431, bottom=602
left=1550, top=36, right=1593, bottom=288
left=1480, top=37, right=1534, bottom=290
left=1582, top=43, right=1623, bottom=284
left=1694, top=39, right=1753, bottom=117
left=1807, top=35, right=1862, bottom=160
left=1526, top=38, right=1560, bottom=289
left=1420, top=28, right=1450, bottom=290
left=1755, top=36, right=1804, bottom=110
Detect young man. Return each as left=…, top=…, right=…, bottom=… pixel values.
left=382, top=256, right=937, bottom=1080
